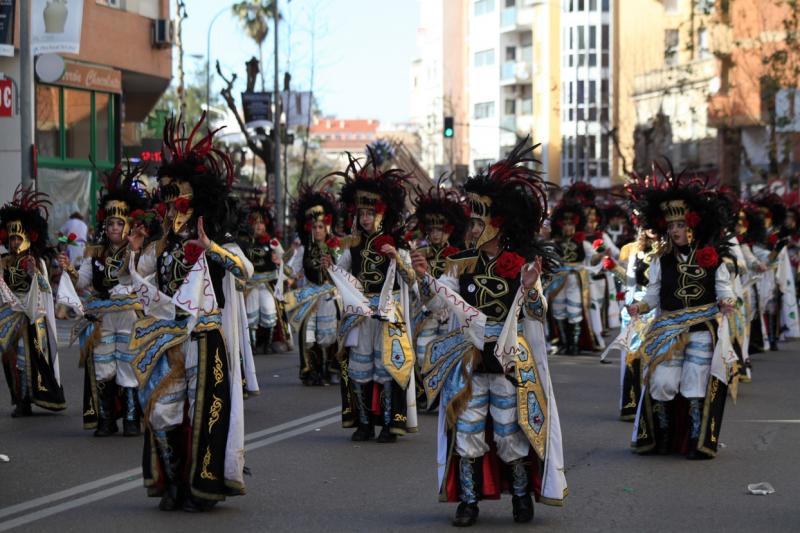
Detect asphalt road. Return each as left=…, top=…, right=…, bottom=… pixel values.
left=1, top=322, right=798, bottom=532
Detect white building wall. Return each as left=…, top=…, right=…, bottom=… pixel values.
left=0, top=55, right=22, bottom=202
left=468, top=0, right=502, bottom=171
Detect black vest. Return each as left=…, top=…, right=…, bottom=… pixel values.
left=558, top=237, right=585, bottom=263
left=247, top=243, right=278, bottom=274
left=658, top=250, right=717, bottom=313
left=156, top=237, right=225, bottom=309
left=90, top=245, right=127, bottom=299
left=3, top=253, right=33, bottom=293
left=349, top=233, right=397, bottom=295
left=302, top=241, right=328, bottom=286
left=634, top=245, right=653, bottom=288
left=420, top=244, right=452, bottom=279
left=457, top=250, right=520, bottom=373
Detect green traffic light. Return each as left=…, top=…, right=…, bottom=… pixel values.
left=444, top=127, right=454, bottom=138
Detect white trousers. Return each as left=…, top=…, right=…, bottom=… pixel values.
left=93, top=310, right=138, bottom=387
left=246, top=284, right=277, bottom=329
left=650, top=330, right=713, bottom=401
left=148, top=339, right=199, bottom=432
left=551, top=274, right=583, bottom=324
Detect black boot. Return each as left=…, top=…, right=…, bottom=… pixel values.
left=350, top=382, right=374, bottom=441
left=453, top=457, right=479, bottom=527
left=122, top=387, right=141, bottom=437
left=652, top=400, right=670, bottom=454
left=155, top=430, right=185, bottom=511
left=555, top=320, right=570, bottom=355
left=94, top=380, right=118, bottom=437
left=376, top=382, right=397, bottom=443
left=686, top=398, right=712, bottom=460
left=509, top=459, right=534, bottom=522
left=11, top=397, right=32, bottom=418
left=768, top=312, right=780, bottom=351
left=569, top=322, right=581, bottom=355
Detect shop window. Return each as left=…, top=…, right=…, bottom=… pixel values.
left=64, top=89, right=92, bottom=160
left=35, top=85, right=60, bottom=158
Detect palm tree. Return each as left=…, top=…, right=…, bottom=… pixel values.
left=232, top=0, right=277, bottom=91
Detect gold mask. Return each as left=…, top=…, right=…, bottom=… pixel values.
left=355, top=190, right=384, bottom=231
left=104, top=200, right=130, bottom=238
left=467, top=192, right=498, bottom=248
left=7, top=220, right=30, bottom=254
left=170, top=181, right=194, bottom=234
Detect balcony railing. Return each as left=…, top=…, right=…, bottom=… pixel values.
left=501, top=61, right=531, bottom=83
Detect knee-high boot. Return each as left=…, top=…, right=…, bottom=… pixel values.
left=122, top=387, right=141, bottom=437
left=652, top=399, right=670, bottom=454
left=570, top=321, right=582, bottom=355
left=94, top=380, right=118, bottom=437
left=154, top=429, right=185, bottom=511
left=452, top=457, right=480, bottom=527
left=687, top=398, right=711, bottom=460
left=376, top=381, right=396, bottom=443
left=509, top=458, right=534, bottom=523
left=350, top=381, right=374, bottom=441
left=555, top=320, right=569, bottom=355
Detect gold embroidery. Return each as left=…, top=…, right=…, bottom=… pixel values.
left=208, top=394, right=222, bottom=433
left=710, top=418, right=717, bottom=443
left=37, top=373, right=47, bottom=392
left=200, top=446, right=217, bottom=480
left=623, top=388, right=637, bottom=410
left=84, top=398, right=96, bottom=417
left=708, top=378, right=719, bottom=403
left=213, top=349, right=223, bottom=387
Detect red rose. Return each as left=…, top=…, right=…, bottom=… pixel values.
left=373, top=234, right=396, bottom=255
left=155, top=203, right=167, bottom=218
left=602, top=256, right=616, bottom=270
left=270, top=238, right=281, bottom=249
left=129, top=209, right=145, bottom=222
left=490, top=215, right=505, bottom=228
left=258, top=234, right=271, bottom=245
left=97, top=208, right=106, bottom=222
left=323, top=214, right=333, bottom=226
left=494, top=251, right=526, bottom=279
left=573, top=231, right=586, bottom=243
left=442, top=245, right=459, bottom=257
left=616, top=291, right=626, bottom=301
left=768, top=233, right=779, bottom=247
left=592, top=238, right=605, bottom=251
left=695, top=246, right=719, bottom=269
left=174, top=197, right=191, bottom=214
left=28, top=230, right=38, bottom=242
left=685, top=211, right=701, bottom=228
left=183, top=243, right=204, bottom=264
left=374, top=202, right=386, bottom=215
left=68, top=232, right=77, bottom=242
left=326, top=236, right=341, bottom=249
left=0, top=228, right=6, bottom=242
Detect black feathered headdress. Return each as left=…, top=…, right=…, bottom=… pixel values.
left=0, top=186, right=52, bottom=257
left=292, top=182, right=338, bottom=246
left=411, top=175, right=468, bottom=249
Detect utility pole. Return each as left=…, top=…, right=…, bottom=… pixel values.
left=272, top=0, right=282, bottom=236
left=19, top=0, right=33, bottom=188
left=176, top=0, right=187, bottom=117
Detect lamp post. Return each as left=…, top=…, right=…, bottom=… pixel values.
left=206, top=5, right=231, bottom=115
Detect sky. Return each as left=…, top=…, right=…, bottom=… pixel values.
left=181, top=0, right=421, bottom=125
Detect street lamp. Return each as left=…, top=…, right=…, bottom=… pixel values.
left=206, top=4, right=232, bottom=114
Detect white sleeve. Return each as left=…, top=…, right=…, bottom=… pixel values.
left=582, top=241, right=595, bottom=265
left=75, top=258, right=93, bottom=290
left=336, top=247, right=352, bottom=271
left=603, top=232, right=620, bottom=259
left=136, top=243, right=158, bottom=277
left=715, top=263, right=735, bottom=301
left=641, top=256, right=661, bottom=310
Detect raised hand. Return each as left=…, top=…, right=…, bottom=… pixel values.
left=521, top=256, right=543, bottom=289
left=410, top=250, right=429, bottom=276
left=185, top=216, right=212, bottom=251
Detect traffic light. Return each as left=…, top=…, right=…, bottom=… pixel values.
left=443, top=116, right=454, bottom=138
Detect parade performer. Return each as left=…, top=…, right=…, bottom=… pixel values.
left=409, top=183, right=467, bottom=408
left=59, top=164, right=150, bottom=436
left=413, top=141, right=567, bottom=526
left=323, top=153, right=418, bottom=443
left=628, top=170, right=737, bottom=459
left=546, top=201, right=598, bottom=355
left=0, top=187, right=65, bottom=417
left=285, top=185, right=341, bottom=386
left=127, top=115, right=248, bottom=511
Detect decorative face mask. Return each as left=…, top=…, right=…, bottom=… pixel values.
left=6, top=220, right=30, bottom=253
left=467, top=192, right=498, bottom=248
left=355, top=190, right=384, bottom=231
left=161, top=179, right=194, bottom=234
left=104, top=200, right=130, bottom=238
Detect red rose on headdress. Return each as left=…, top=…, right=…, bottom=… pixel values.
left=685, top=211, right=701, bottom=228
left=592, top=238, right=605, bottom=252
left=155, top=203, right=167, bottom=218
left=183, top=243, right=204, bottom=264
left=68, top=232, right=77, bottom=242
left=0, top=228, right=6, bottom=242
left=601, top=256, right=616, bottom=270
left=696, top=246, right=719, bottom=269
left=129, top=209, right=145, bottom=222
left=258, top=234, right=271, bottom=245
left=323, top=214, right=333, bottom=226
left=463, top=204, right=472, bottom=217
left=97, top=208, right=106, bottom=222
left=768, top=233, right=779, bottom=247
left=373, top=234, right=396, bottom=255
left=326, top=236, right=341, bottom=250
left=174, top=197, right=191, bottom=214
left=494, top=251, right=525, bottom=279
left=375, top=201, right=387, bottom=215
left=490, top=215, right=505, bottom=228
left=631, top=214, right=640, bottom=226
left=442, top=245, right=459, bottom=257
left=573, top=231, right=586, bottom=243
left=28, top=230, right=38, bottom=242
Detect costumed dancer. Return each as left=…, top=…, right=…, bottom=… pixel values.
left=0, top=187, right=65, bottom=417
left=58, top=164, right=151, bottom=436
left=324, top=153, right=418, bottom=443
left=628, top=169, right=738, bottom=459
left=127, top=115, right=248, bottom=511
left=413, top=141, right=567, bottom=527
left=285, top=184, right=342, bottom=386
left=546, top=201, right=598, bottom=355
left=409, top=183, right=468, bottom=409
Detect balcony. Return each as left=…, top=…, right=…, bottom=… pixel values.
left=500, top=6, right=534, bottom=32
left=500, top=61, right=532, bottom=85
left=632, top=59, right=717, bottom=97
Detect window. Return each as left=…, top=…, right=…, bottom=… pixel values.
left=589, top=26, right=596, bottom=48
left=577, top=80, right=585, bottom=104
left=589, top=0, right=596, bottom=9
left=578, top=26, right=585, bottom=49
left=665, top=29, right=679, bottom=66
left=664, top=0, right=679, bottom=13
left=35, top=85, right=60, bottom=158
left=506, top=46, right=516, bottom=61
left=505, top=99, right=516, bottom=114
left=474, top=101, right=495, bottom=119
left=698, top=27, right=710, bottom=59
left=601, top=79, right=609, bottom=105
left=589, top=80, right=597, bottom=103
left=474, top=0, right=495, bottom=15
left=520, top=97, right=533, bottom=114
left=474, top=48, right=496, bottom=67
left=505, top=0, right=515, bottom=6
left=602, top=0, right=609, bottom=11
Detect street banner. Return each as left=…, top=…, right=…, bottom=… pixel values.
left=0, top=0, right=14, bottom=57
left=282, top=91, right=312, bottom=127
left=32, top=0, right=84, bottom=56
left=241, top=91, right=272, bottom=128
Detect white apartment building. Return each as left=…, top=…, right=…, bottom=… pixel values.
left=559, top=0, right=613, bottom=187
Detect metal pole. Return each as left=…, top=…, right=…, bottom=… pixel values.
left=19, top=0, right=32, bottom=188
left=206, top=6, right=229, bottom=114
left=272, top=0, right=282, bottom=237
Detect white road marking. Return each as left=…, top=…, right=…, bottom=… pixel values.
left=735, top=419, right=800, bottom=424
left=0, top=406, right=340, bottom=531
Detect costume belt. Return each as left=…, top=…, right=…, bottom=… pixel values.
left=247, top=271, right=278, bottom=287
left=85, top=293, right=142, bottom=315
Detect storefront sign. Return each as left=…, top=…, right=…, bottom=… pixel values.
left=0, top=78, right=13, bottom=117
left=56, top=61, right=122, bottom=93
left=0, top=0, right=15, bottom=57
left=32, top=0, right=85, bottom=55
